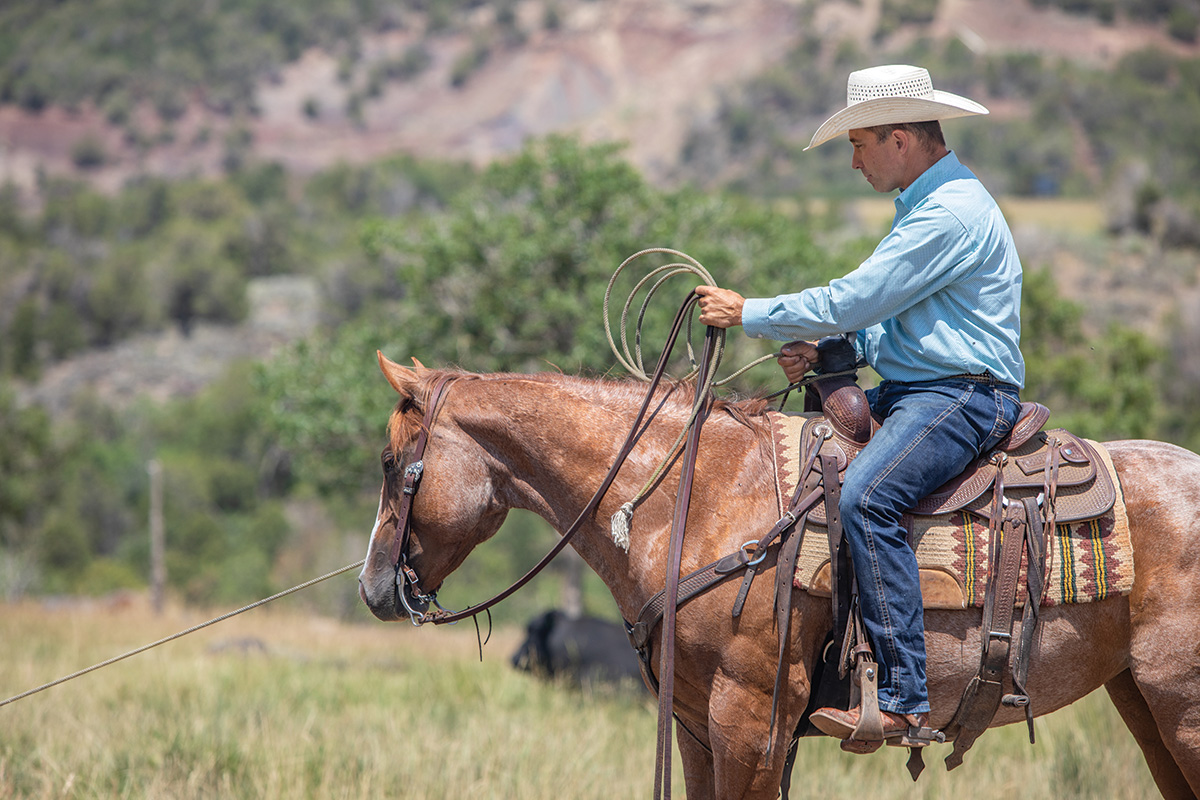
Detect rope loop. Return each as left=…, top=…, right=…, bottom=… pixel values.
left=603, top=248, right=788, bottom=544
left=603, top=248, right=779, bottom=388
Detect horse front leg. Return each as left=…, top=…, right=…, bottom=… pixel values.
left=676, top=719, right=716, bottom=800
left=706, top=670, right=798, bottom=799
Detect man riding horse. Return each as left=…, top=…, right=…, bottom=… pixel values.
left=697, top=64, right=1025, bottom=745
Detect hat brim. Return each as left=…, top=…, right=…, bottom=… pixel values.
left=804, top=91, right=989, bottom=151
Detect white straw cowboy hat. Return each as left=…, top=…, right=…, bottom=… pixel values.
left=805, top=64, right=989, bottom=150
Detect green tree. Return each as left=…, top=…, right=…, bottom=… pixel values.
left=0, top=385, right=54, bottom=554
left=1021, top=268, right=1165, bottom=440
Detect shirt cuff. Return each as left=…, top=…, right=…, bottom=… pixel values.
left=740, top=297, right=775, bottom=340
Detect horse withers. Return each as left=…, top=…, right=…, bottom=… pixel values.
left=358, top=353, right=1200, bottom=799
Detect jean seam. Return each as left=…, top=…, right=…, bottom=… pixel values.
left=986, top=388, right=1019, bottom=450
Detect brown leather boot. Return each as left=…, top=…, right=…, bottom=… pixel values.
left=809, top=705, right=928, bottom=740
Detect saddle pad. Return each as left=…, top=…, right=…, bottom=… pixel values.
left=767, top=411, right=1134, bottom=609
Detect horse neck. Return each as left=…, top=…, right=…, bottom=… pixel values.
left=450, top=374, right=660, bottom=525
left=447, top=374, right=774, bottom=618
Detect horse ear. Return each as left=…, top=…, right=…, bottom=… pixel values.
left=377, top=351, right=419, bottom=398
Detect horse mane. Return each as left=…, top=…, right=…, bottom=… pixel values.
left=386, top=368, right=774, bottom=453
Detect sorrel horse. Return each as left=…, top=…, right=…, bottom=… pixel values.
left=358, top=354, right=1200, bottom=799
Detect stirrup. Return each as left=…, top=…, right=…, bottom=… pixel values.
left=850, top=659, right=884, bottom=740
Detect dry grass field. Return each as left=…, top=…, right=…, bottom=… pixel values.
left=0, top=592, right=1160, bottom=799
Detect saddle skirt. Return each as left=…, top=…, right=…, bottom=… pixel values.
left=766, top=410, right=1134, bottom=609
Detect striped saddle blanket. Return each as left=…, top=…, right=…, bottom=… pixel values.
left=766, top=411, right=1134, bottom=609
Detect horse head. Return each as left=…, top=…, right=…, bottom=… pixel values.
left=358, top=352, right=510, bottom=623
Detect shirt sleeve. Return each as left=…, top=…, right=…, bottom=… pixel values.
left=741, top=201, right=975, bottom=342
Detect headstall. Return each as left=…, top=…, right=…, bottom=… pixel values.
left=386, top=374, right=455, bottom=626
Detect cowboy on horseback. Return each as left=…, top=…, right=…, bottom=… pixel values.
left=697, top=64, right=1025, bottom=744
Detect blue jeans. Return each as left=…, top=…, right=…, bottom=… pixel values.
left=840, top=377, right=1022, bottom=715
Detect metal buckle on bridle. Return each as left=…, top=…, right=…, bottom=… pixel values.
left=402, top=461, right=424, bottom=494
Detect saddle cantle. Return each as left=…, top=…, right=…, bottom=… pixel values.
left=802, top=410, right=1116, bottom=527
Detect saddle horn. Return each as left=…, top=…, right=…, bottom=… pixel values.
left=806, top=335, right=873, bottom=444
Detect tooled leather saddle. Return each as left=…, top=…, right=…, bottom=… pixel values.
left=625, top=337, right=1125, bottom=788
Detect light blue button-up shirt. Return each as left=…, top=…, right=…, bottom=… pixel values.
left=742, top=151, right=1024, bottom=387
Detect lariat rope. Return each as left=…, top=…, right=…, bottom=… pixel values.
left=605, top=248, right=782, bottom=548
left=0, top=559, right=365, bottom=709
left=604, top=248, right=779, bottom=385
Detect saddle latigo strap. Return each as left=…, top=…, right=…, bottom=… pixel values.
left=943, top=442, right=1057, bottom=770
left=942, top=465, right=1026, bottom=768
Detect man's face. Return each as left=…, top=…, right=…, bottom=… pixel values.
left=848, top=128, right=905, bottom=193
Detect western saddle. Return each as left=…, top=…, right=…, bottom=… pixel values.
left=796, top=335, right=1117, bottom=777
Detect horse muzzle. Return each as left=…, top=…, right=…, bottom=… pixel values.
left=358, top=566, right=406, bottom=622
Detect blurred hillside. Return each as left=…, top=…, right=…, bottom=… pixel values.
left=4, top=0, right=1199, bottom=406
left=2, top=0, right=1198, bottom=194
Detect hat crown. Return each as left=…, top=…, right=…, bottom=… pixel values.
left=847, top=65, right=935, bottom=106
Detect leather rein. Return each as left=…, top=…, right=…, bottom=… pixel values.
left=385, top=291, right=712, bottom=629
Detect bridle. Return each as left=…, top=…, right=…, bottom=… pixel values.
left=381, top=291, right=714, bottom=630
left=384, top=374, right=456, bottom=625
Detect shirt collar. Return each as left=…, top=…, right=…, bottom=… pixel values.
left=892, top=150, right=968, bottom=224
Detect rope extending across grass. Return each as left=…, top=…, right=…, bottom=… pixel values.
left=0, top=559, right=366, bottom=709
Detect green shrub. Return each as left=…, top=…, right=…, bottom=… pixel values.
left=1168, top=7, right=1199, bottom=42
left=70, top=134, right=107, bottom=170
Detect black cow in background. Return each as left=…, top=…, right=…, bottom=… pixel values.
left=511, top=609, right=643, bottom=686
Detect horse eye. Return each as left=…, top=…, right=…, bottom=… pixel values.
left=381, top=451, right=397, bottom=472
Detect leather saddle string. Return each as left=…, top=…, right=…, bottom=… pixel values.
left=1038, top=435, right=1061, bottom=606
left=946, top=456, right=1028, bottom=768
left=654, top=324, right=720, bottom=800
left=765, top=452, right=838, bottom=754
left=1011, top=436, right=1060, bottom=742
left=979, top=453, right=1008, bottom=644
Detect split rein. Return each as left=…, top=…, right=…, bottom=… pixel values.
left=394, top=246, right=819, bottom=628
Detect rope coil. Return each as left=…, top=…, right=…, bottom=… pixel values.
left=604, top=247, right=779, bottom=386
left=603, top=248, right=784, bottom=548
